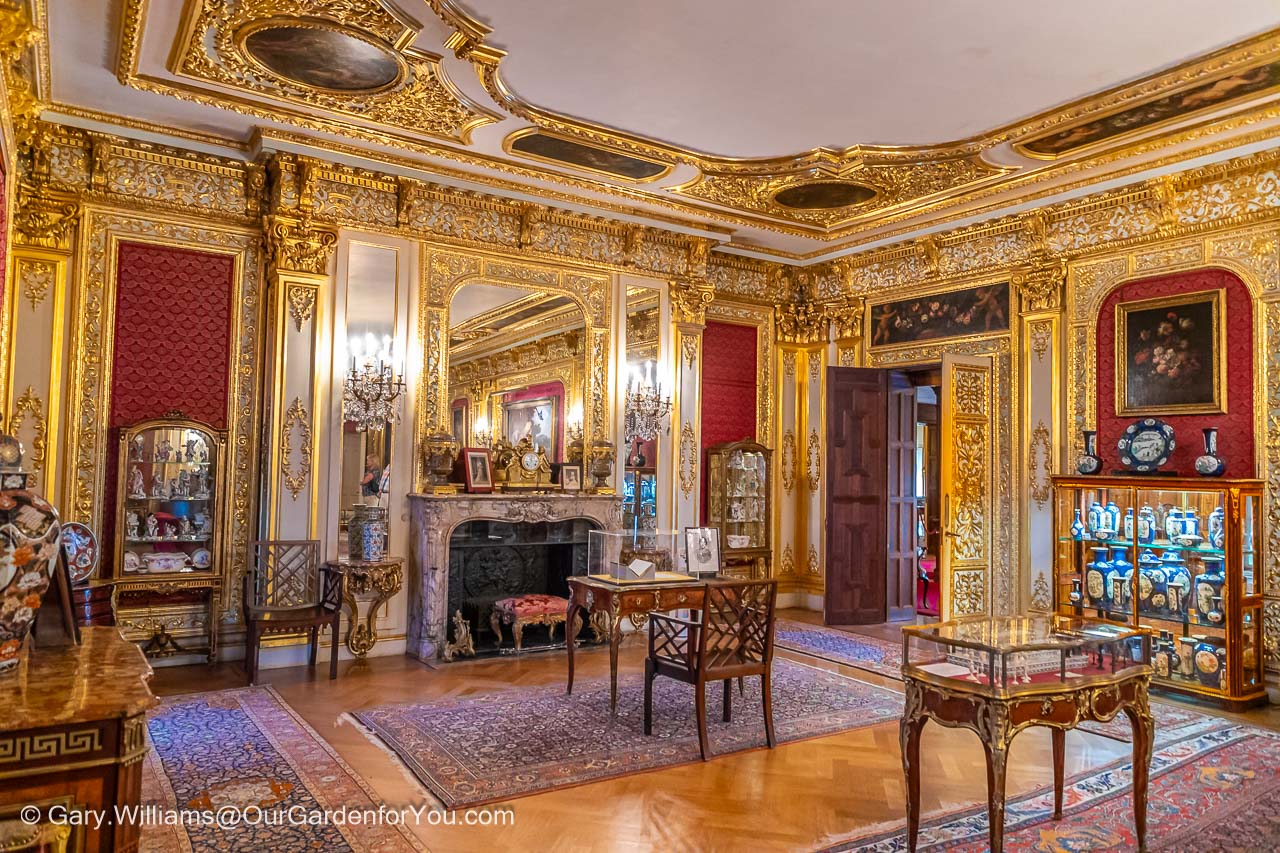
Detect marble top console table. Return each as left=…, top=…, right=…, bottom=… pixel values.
left=406, top=493, right=622, bottom=660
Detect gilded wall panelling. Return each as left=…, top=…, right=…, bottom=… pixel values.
left=65, top=209, right=262, bottom=627
left=799, top=347, right=826, bottom=593
left=4, top=248, right=69, bottom=501
left=669, top=280, right=711, bottom=529
left=775, top=344, right=800, bottom=593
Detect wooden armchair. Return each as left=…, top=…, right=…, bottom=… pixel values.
left=241, top=540, right=343, bottom=684
left=643, top=579, right=778, bottom=760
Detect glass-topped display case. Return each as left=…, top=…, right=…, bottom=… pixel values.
left=705, top=440, right=771, bottom=578
left=1052, top=475, right=1264, bottom=709
left=113, top=417, right=228, bottom=660
left=587, top=529, right=688, bottom=583
left=902, top=614, right=1151, bottom=696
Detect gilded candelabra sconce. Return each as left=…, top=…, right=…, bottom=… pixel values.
left=567, top=406, right=585, bottom=465
left=343, top=333, right=405, bottom=431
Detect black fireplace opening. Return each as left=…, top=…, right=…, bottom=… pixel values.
left=445, top=517, right=599, bottom=656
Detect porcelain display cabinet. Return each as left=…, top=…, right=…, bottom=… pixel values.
left=705, top=440, right=772, bottom=579
left=113, top=417, right=229, bottom=662
left=1051, top=474, right=1264, bottom=709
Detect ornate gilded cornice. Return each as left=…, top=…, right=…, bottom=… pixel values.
left=265, top=214, right=337, bottom=277
left=670, top=280, right=715, bottom=326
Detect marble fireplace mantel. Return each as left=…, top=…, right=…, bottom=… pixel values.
left=406, top=492, right=622, bottom=660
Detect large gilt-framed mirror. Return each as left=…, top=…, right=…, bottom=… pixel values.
left=624, top=286, right=660, bottom=530
left=447, top=282, right=588, bottom=480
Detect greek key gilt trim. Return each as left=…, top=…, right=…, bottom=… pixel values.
left=0, top=729, right=101, bottom=763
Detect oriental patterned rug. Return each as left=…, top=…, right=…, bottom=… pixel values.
left=352, top=659, right=902, bottom=809
left=141, top=686, right=421, bottom=853
left=774, top=619, right=920, bottom=679
left=823, top=722, right=1280, bottom=851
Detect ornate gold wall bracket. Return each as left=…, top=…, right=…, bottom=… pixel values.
left=280, top=396, right=312, bottom=500
left=265, top=215, right=338, bottom=277
left=670, top=280, right=715, bottom=324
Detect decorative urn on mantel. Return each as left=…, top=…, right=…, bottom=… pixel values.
left=0, top=434, right=62, bottom=672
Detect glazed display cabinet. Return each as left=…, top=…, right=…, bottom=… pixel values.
left=706, top=440, right=772, bottom=579
left=114, top=417, right=229, bottom=661
left=1051, top=475, right=1264, bottom=709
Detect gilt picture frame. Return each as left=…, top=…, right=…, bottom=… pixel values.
left=1115, top=289, right=1226, bottom=416
left=462, top=448, right=493, bottom=494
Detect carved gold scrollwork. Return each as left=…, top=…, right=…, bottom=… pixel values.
left=681, top=335, right=699, bottom=369
left=18, top=259, right=55, bottom=310
left=805, top=430, right=821, bottom=493
left=952, top=569, right=986, bottom=615
left=1012, top=259, right=1066, bottom=313
left=1028, top=420, right=1052, bottom=509
left=286, top=284, right=316, bottom=332
left=6, top=387, right=46, bottom=489
left=1031, top=572, right=1052, bottom=611
left=806, top=545, right=820, bottom=575
left=780, top=544, right=795, bottom=574
left=781, top=430, right=797, bottom=494
left=670, top=280, right=715, bottom=325
left=281, top=397, right=312, bottom=500
left=782, top=350, right=797, bottom=378
left=678, top=421, right=697, bottom=498
left=1028, top=319, right=1052, bottom=361
left=266, top=215, right=338, bottom=276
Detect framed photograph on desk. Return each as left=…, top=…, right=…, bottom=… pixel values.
left=684, top=527, right=722, bottom=576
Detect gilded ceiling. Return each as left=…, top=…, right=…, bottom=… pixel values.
left=37, top=0, right=1280, bottom=259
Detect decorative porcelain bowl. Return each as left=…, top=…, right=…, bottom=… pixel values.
left=726, top=534, right=750, bottom=548
left=1093, top=527, right=1115, bottom=542
left=142, top=552, right=190, bottom=573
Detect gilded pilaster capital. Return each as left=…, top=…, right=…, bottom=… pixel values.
left=669, top=280, right=715, bottom=326
left=265, top=214, right=338, bottom=278
left=0, top=3, right=39, bottom=152
left=826, top=297, right=863, bottom=342
left=684, top=237, right=713, bottom=281
left=774, top=300, right=828, bottom=345
left=14, top=182, right=79, bottom=250
left=1011, top=259, right=1067, bottom=314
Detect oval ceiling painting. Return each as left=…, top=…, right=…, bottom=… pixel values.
left=773, top=181, right=877, bottom=210
left=242, top=24, right=401, bottom=92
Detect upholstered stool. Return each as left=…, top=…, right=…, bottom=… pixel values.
left=490, top=594, right=570, bottom=651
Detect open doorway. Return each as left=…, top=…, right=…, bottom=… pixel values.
left=887, top=368, right=941, bottom=622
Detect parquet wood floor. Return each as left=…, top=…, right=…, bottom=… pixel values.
left=150, top=609, right=1280, bottom=852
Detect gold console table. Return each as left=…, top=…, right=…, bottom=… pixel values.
left=327, top=557, right=403, bottom=657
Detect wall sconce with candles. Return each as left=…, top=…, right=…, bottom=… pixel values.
left=566, top=404, right=585, bottom=464
left=343, top=332, right=406, bottom=431
left=624, top=360, right=671, bottom=443
left=472, top=415, right=494, bottom=448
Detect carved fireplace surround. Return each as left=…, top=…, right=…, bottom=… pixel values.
left=407, top=493, right=622, bottom=660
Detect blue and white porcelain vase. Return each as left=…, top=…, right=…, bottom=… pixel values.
left=1076, top=430, right=1103, bottom=475
left=1137, top=505, right=1157, bottom=545
left=1103, top=500, right=1122, bottom=537
left=1208, top=507, right=1226, bottom=551
left=1123, top=508, right=1135, bottom=542
left=1087, top=501, right=1105, bottom=537
left=1194, top=427, right=1227, bottom=477
left=1109, top=546, right=1133, bottom=610
left=1070, top=509, right=1086, bottom=541
left=1086, top=546, right=1111, bottom=608
left=1197, top=560, right=1226, bottom=625
left=1164, top=508, right=1184, bottom=543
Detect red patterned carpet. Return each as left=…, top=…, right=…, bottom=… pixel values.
left=353, top=659, right=903, bottom=809
left=824, top=720, right=1278, bottom=851
left=142, top=686, right=421, bottom=853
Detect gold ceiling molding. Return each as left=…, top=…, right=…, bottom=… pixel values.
left=169, top=0, right=499, bottom=145
left=672, top=153, right=1009, bottom=229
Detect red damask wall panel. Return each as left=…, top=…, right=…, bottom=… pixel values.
left=109, top=242, right=234, bottom=429
left=103, top=243, right=234, bottom=572
left=700, top=321, right=758, bottom=520
left=1095, top=268, right=1254, bottom=476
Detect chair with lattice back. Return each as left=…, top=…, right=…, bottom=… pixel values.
left=643, top=578, right=778, bottom=760
left=241, top=540, right=343, bottom=684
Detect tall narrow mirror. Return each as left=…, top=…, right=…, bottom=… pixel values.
left=623, top=287, right=660, bottom=531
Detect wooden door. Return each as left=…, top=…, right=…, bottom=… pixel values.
left=824, top=367, right=889, bottom=625
left=887, top=376, right=918, bottom=621
left=939, top=354, right=994, bottom=619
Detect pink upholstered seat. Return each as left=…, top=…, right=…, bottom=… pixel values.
left=496, top=594, right=569, bottom=619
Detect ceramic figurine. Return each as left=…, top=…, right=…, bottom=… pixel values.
left=200, top=514, right=213, bottom=535
left=179, top=516, right=194, bottom=538
left=156, top=438, right=173, bottom=462
left=126, top=511, right=140, bottom=540
left=185, top=438, right=198, bottom=463
left=1075, top=429, right=1103, bottom=475
left=130, top=435, right=145, bottom=462
left=145, top=513, right=159, bottom=539
left=128, top=465, right=146, bottom=498
left=1137, top=505, right=1157, bottom=545
left=1195, top=427, right=1227, bottom=477
left=163, top=521, right=177, bottom=540
left=199, top=445, right=209, bottom=464
left=177, top=470, right=190, bottom=498
left=151, top=476, right=167, bottom=499
left=1069, top=509, right=1086, bottom=541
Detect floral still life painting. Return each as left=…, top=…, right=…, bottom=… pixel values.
left=1116, top=289, right=1225, bottom=415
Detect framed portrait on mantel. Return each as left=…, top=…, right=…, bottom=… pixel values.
left=560, top=465, right=582, bottom=492
left=462, top=448, right=493, bottom=494
left=1116, top=289, right=1226, bottom=416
